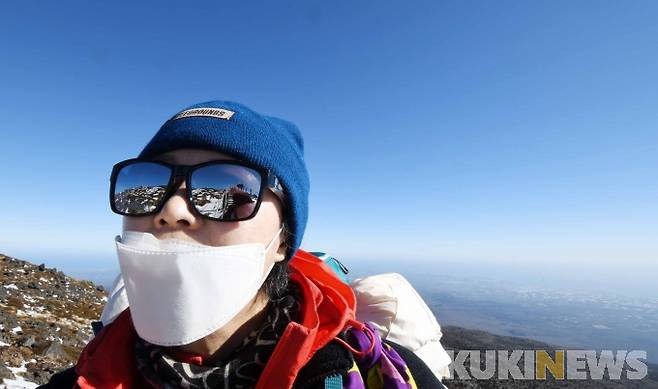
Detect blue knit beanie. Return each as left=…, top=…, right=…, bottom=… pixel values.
left=138, top=100, right=309, bottom=261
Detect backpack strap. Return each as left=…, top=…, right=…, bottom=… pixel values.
left=341, top=322, right=420, bottom=388
left=309, top=251, right=350, bottom=284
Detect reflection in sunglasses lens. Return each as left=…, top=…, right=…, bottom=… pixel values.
left=191, top=164, right=261, bottom=221
left=114, top=162, right=171, bottom=214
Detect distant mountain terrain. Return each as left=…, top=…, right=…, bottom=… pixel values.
left=348, top=259, right=658, bottom=368
left=1, top=252, right=656, bottom=388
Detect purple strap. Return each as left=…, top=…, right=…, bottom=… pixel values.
left=345, top=322, right=414, bottom=388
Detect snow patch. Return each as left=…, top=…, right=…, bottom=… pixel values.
left=1, top=378, right=39, bottom=389
left=2, top=360, right=38, bottom=389
left=6, top=362, right=26, bottom=375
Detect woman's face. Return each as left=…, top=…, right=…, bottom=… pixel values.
left=122, top=148, right=287, bottom=267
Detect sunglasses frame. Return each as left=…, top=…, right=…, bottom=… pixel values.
left=109, top=158, right=284, bottom=222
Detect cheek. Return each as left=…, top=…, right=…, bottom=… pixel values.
left=253, top=200, right=284, bottom=235
left=253, top=201, right=286, bottom=260
left=122, top=216, right=153, bottom=232
left=203, top=222, right=244, bottom=246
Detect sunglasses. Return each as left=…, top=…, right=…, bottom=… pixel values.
left=109, top=158, right=284, bottom=222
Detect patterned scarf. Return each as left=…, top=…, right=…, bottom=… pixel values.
left=134, top=284, right=300, bottom=389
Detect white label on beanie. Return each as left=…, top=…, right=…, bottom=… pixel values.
left=172, top=108, right=235, bottom=121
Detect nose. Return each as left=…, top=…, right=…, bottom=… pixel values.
left=154, top=179, right=199, bottom=229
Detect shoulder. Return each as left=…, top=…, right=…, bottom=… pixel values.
left=385, top=340, right=447, bottom=388
left=293, top=339, right=354, bottom=389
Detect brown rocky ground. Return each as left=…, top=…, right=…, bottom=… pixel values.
left=0, top=253, right=106, bottom=385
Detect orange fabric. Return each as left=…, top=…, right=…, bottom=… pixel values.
left=73, top=249, right=357, bottom=389
left=74, top=309, right=140, bottom=389
left=256, top=249, right=357, bottom=389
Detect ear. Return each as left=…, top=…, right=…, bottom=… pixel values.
left=272, top=223, right=288, bottom=263
left=274, top=238, right=287, bottom=263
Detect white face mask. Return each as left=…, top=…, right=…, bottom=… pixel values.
left=115, top=227, right=282, bottom=346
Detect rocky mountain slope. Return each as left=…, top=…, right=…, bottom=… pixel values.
left=0, top=253, right=106, bottom=386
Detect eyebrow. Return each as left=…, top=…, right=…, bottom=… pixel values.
left=153, top=155, right=177, bottom=163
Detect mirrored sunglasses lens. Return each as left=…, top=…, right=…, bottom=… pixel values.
left=191, top=164, right=262, bottom=220
left=114, top=162, right=171, bottom=215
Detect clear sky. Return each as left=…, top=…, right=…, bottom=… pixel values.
left=1, top=1, right=656, bottom=272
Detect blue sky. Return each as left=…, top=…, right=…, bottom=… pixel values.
left=1, top=1, right=657, bottom=274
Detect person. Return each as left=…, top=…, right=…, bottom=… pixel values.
left=39, top=101, right=443, bottom=388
